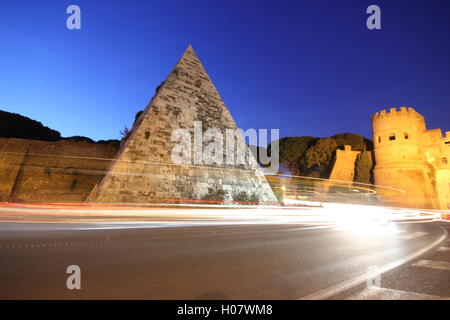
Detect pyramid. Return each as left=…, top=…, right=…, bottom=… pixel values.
left=89, top=45, right=278, bottom=205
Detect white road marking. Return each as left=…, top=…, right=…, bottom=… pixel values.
left=402, top=231, right=428, bottom=240
left=299, top=226, right=448, bottom=300
left=437, top=247, right=450, bottom=252
left=346, top=287, right=450, bottom=300
left=412, top=260, right=450, bottom=271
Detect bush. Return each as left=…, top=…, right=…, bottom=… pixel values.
left=354, top=150, right=373, bottom=184
left=201, top=185, right=227, bottom=203
left=234, top=190, right=250, bottom=202
left=96, top=139, right=121, bottom=148
left=267, top=136, right=318, bottom=174
left=248, top=192, right=260, bottom=204
left=62, top=136, right=95, bottom=143
left=233, top=190, right=260, bottom=205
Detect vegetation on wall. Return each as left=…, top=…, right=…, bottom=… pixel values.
left=96, top=139, right=121, bottom=148
left=233, top=190, right=260, bottom=204
left=61, top=136, right=95, bottom=143
left=201, top=185, right=228, bottom=203
left=354, top=150, right=373, bottom=184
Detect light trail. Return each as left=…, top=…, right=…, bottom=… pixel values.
left=0, top=201, right=443, bottom=230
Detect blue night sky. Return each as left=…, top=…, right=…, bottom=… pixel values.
left=0, top=0, right=449, bottom=142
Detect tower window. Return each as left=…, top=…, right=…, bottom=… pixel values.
left=445, top=140, right=450, bottom=145
left=378, top=136, right=381, bottom=143
left=389, top=134, right=396, bottom=141
left=404, top=133, right=409, bottom=139
left=443, top=158, right=448, bottom=164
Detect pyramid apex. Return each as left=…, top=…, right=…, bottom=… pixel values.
left=185, top=44, right=195, bottom=52
left=179, top=45, right=197, bottom=60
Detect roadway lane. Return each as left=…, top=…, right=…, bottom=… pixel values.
left=0, top=214, right=447, bottom=299
left=332, top=222, right=450, bottom=299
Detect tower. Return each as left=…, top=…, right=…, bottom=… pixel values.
left=372, top=107, right=435, bottom=208
left=88, top=45, right=278, bottom=205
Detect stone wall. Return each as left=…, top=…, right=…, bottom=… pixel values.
left=0, top=138, right=117, bottom=202
left=372, top=107, right=450, bottom=209
left=329, top=145, right=360, bottom=182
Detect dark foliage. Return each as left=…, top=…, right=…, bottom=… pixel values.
left=265, top=133, right=374, bottom=180
left=330, top=133, right=373, bottom=151
left=96, top=139, right=121, bottom=148
left=354, top=150, right=373, bottom=184
left=201, top=185, right=228, bottom=203
left=61, top=136, right=95, bottom=143
left=303, top=138, right=338, bottom=178
left=133, top=110, right=143, bottom=126
left=0, top=110, right=61, bottom=141
left=233, top=190, right=260, bottom=204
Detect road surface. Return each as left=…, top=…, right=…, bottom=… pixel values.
left=0, top=204, right=448, bottom=299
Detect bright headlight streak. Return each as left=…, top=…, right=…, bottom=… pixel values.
left=320, top=203, right=400, bottom=235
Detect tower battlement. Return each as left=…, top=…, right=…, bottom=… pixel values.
left=372, top=106, right=426, bottom=134
left=372, top=107, right=422, bottom=121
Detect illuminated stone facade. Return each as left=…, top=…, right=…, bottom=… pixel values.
left=89, top=46, right=277, bottom=204
left=329, top=145, right=361, bottom=182
left=372, top=107, right=450, bottom=209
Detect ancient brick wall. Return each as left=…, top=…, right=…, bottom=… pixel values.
left=0, top=138, right=117, bottom=202
left=329, top=145, right=360, bottom=182
left=422, top=129, right=450, bottom=209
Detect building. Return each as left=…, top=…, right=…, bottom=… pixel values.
left=88, top=45, right=278, bottom=204
left=372, top=107, right=450, bottom=209
left=329, top=145, right=362, bottom=182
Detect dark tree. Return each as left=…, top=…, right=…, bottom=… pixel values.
left=330, top=133, right=373, bottom=151
left=97, top=139, right=121, bottom=148
left=0, top=110, right=61, bottom=141
left=267, top=136, right=318, bottom=174
left=354, top=150, right=374, bottom=184
left=304, top=138, right=338, bottom=178
left=120, top=125, right=131, bottom=140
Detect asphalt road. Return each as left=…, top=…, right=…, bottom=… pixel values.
left=0, top=207, right=448, bottom=299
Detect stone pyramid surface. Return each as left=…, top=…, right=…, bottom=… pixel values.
left=89, top=45, right=278, bottom=204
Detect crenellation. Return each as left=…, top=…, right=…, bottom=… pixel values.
left=328, top=145, right=361, bottom=182
left=343, top=145, right=353, bottom=152
left=372, top=107, right=450, bottom=210
left=372, top=106, right=426, bottom=128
